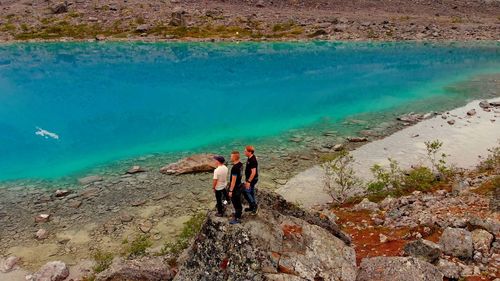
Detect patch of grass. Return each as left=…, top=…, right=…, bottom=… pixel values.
left=161, top=212, right=206, bottom=256
left=124, top=235, right=152, bottom=258
left=403, top=166, right=436, bottom=191
left=272, top=20, right=297, bottom=32
left=136, top=17, right=145, bottom=25
left=92, top=250, right=113, bottom=274
left=451, top=16, right=463, bottom=23
left=0, top=23, right=16, bottom=32
left=472, top=176, right=500, bottom=195
left=477, top=145, right=500, bottom=173
left=367, top=28, right=378, bottom=39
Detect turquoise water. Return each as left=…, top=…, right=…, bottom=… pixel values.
left=0, top=41, right=499, bottom=181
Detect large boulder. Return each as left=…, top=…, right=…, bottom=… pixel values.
left=160, top=154, right=217, bottom=175
left=31, top=261, right=69, bottom=281
left=170, top=10, right=187, bottom=26
left=174, top=191, right=356, bottom=281
left=95, top=257, right=175, bottom=281
left=403, top=239, right=442, bottom=264
left=439, top=227, right=473, bottom=259
left=356, top=256, right=443, bottom=281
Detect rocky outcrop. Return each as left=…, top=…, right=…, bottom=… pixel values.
left=439, top=227, right=473, bottom=259
left=356, top=256, right=443, bottom=281
left=160, top=154, right=217, bottom=175
left=95, top=257, right=175, bottom=281
left=174, top=190, right=355, bottom=281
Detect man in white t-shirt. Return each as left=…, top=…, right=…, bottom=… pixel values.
left=213, top=155, right=228, bottom=217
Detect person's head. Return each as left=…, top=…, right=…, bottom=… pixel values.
left=230, top=151, right=240, bottom=163
left=213, top=155, right=225, bottom=166
left=244, top=145, right=255, bottom=157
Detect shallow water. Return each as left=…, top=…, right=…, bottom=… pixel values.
left=0, top=41, right=499, bottom=181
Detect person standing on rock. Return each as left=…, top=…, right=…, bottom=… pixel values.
left=213, top=155, right=228, bottom=217
left=244, top=145, right=259, bottom=214
left=228, top=151, right=244, bottom=224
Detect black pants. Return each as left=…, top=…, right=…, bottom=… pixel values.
left=231, top=185, right=243, bottom=219
left=215, top=189, right=228, bottom=215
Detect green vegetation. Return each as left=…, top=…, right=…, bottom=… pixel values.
left=92, top=250, right=113, bottom=273
left=403, top=166, right=436, bottom=191
left=322, top=149, right=362, bottom=204
left=477, top=144, right=500, bottom=173
left=451, top=16, right=463, bottom=24
left=424, top=139, right=450, bottom=177
left=161, top=212, right=206, bottom=256
left=123, top=234, right=152, bottom=258
left=367, top=158, right=403, bottom=192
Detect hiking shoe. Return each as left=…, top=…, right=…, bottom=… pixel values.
left=229, top=219, right=241, bottom=225
left=215, top=213, right=224, bottom=217
left=244, top=207, right=252, bottom=212
left=251, top=207, right=259, bottom=215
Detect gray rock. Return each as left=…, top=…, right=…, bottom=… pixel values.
left=36, top=228, right=49, bottom=240
left=479, top=100, right=491, bottom=109
left=447, top=119, right=456, bottom=125
left=468, top=216, right=500, bottom=234
left=78, top=175, right=103, bottom=185
left=32, top=261, right=69, bottom=281
left=356, top=256, right=443, bottom=281
left=54, top=189, right=70, bottom=197
left=347, top=137, right=368, bottom=142
left=51, top=2, right=68, bottom=14
left=136, top=24, right=150, bottom=33
left=436, top=259, right=461, bottom=279
left=471, top=229, right=494, bottom=252
left=170, top=11, right=186, bottom=27
left=466, top=109, right=476, bottom=116
left=0, top=256, right=20, bottom=273
left=35, top=214, right=50, bottom=223
left=353, top=198, right=379, bottom=212
left=403, top=239, right=442, bottom=263
left=397, top=113, right=424, bottom=123
left=127, top=165, right=145, bottom=174
left=439, top=227, right=473, bottom=259
left=95, top=257, right=174, bottom=281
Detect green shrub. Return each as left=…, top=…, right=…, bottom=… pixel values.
left=368, top=158, right=404, bottom=192
left=322, top=149, right=362, bottom=204
left=161, top=212, right=206, bottom=256
left=92, top=250, right=113, bottom=273
left=425, top=139, right=453, bottom=179
left=403, top=166, right=436, bottom=191
left=125, top=235, right=152, bottom=257
left=477, top=144, right=500, bottom=173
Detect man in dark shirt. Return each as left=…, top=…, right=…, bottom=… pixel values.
left=243, top=145, right=258, bottom=214
left=228, top=151, right=243, bottom=224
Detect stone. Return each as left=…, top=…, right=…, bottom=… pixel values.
left=160, top=154, right=217, bottom=175
left=452, top=180, right=469, bottom=195
left=95, top=257, right=174, bottom=281
left=468, top=216, right=500, bottom=234
left=436, top=259, right=461, bottom=279
left=479, top=100, right=491, bottom=109
left=0, top=256, right=20, bottom=273
left=136, top=24, right=150, bottom=33
left=36, top=228, right=49, bottom=240
left=68, top=200, right=82, bottom=208
left=403, top=239, right=442, bottom=263
left=139, top=221, right=153, bottom=233
left=32, top=261, right=69, bottom=281
left=169, top=10, right=186, bottom=27
left=256, top=0, right=265, bottom=7
left=120, top=213, right=134, bottom=223
left=490, top=101, right=500, bottom=107
left=471, top=229, right=494, bottom=252
left=439, top=227, right=473, bottom=259
left=54, top=189, right=70, bottom=197
left=51, top=2, right=68, bottom=14
left=347, top=137, right=368, bottom=142
left=78, top=175, right=103, bottom=185
left=447, top=119, right=456, bottom=125
left=379, top=234, right=388, bottom=243
left=353, top=198, right=379, bottom=212
left=333, top=144, right=344, bottom=151
left=466, top=109, right=476, bottom=116
left=127, top=165, right=145, bottom=174
left=131, top=199, right=147, bottom=207
left=356, top=256, right=443, bottom=281
left=397, top=113, right=424, bottom=123
left=95, top=34, right=106, bottom=41
left=35, top=214, right=51, bottom=223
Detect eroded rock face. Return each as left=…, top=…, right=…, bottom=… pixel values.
left=160, top=154, right=217, bottom=175
left=174, top=191, right=356, bottom=281
left=471, top=229, right=494, bottom=253
left=356, top=256, right=443, bottom=281
left=95, top=257, right=175, bottom=281
left=439, top=227, right=473, bottom=259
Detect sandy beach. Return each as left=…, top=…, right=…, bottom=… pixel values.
left=278, top=97, right=500, bottom=208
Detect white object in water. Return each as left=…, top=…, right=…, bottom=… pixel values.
left=35, top=127, right=60, bottom=140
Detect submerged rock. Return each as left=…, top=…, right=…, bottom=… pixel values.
left=160, top=154, right=217, bottom=175
left=127, top=165, right=145, bottom=174
left=78, top=175, right=103, bottom=185
left=356, top=256, right=443, bottom=281
left=397, top=113, right=424, bottom=123
left=174, top=190, right=355, bottom=280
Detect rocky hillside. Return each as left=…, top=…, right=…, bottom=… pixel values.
left=0, top=0, right=499, bottom=41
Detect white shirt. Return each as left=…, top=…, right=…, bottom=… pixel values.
left=213, top=165, right=228, bottom=191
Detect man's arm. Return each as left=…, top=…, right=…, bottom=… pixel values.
left=247, top=168, right=256, bottom=183
left=213, top=179, right=218, bottom=191
left=230, top=175, right=237, bottom=191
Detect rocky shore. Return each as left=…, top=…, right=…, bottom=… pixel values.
left=0, top=0, right=499, bottom=42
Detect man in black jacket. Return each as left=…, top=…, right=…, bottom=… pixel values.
left=228, top=151, right=243, bottom=224
left=243, top=145, right=258, bottom=214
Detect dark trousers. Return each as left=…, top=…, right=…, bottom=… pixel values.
left=231, top=186, right=243, bottom=219
left=243, top=180, right=258, bottom=210
left=215, top=189, right=228, bottom=215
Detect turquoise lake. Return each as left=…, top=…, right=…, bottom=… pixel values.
left=0, top=41, right=499, bottom=181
